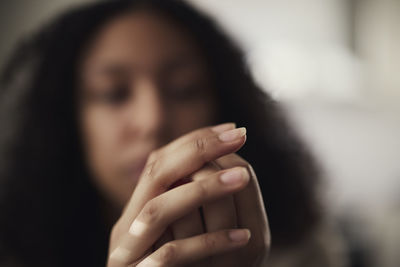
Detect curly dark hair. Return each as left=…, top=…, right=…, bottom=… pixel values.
left=0, top=0, right=322, bottom=266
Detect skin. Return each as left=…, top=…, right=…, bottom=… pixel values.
left=78, top=10, right=270, bottom=267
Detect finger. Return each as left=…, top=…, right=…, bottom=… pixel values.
left=171, top=209, right=204, bottom=240
left=110, top=166, right=250, bottom=264
left=108, top=248, right=152, bottom=267
left=192, top=162, right=238, bottom=232
left=136, top=229, right=251, bottom=267
left=153, top=226, right=174, bottom=251
left=170, top=163, right=215, bottom=241
left=154, top=122, right=236, bottom=158
left=215, top=154, right=270, bottom=255
left=121, top=127, right=247, bottom=228
left=192, top=162, right=238, bottom=267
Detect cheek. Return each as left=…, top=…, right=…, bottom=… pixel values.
left=82, top=108, right=119, bottom=165
left=80, top=107, right=132, bottom=206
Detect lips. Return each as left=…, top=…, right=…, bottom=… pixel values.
left=125, top=155, right=149, bottom=182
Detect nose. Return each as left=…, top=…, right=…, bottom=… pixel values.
left=124, top=78, right=166, bottom=139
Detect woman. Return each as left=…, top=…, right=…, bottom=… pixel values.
left=0, top=0, right=343, bottom=266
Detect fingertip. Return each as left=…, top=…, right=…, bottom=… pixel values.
left=219, top=167, right=249, bottom=186
left=218, top=127, right=246, bottom=143
left=109, top=246, right=131, bottom=263
left=211, top=122, right=237, bottom=133
left=136, top=257, right=160, bottom=267
left=228, top=229, right=251, bottom=243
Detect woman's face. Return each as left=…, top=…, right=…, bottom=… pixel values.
left=78, top=10, right=217, bottom=207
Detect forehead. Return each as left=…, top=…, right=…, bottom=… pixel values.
left=81, top=10, right=201, bottom=74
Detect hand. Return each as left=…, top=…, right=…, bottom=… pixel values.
left=212, top=153, right=270, bottom=266
left=107, top=123, right=270, bottom=266
left=154, top=154, right=270, bottom=267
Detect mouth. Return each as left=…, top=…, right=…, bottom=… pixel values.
left=125, top=155, right=149, bottom=182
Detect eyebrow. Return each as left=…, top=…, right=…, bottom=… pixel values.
left=160, top=53, right=200, bottom=74
left=94, top=63, right=131, bottom=77
left=91, top=52, right=200, bottom=78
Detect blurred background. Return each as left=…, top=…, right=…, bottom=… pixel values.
left=1, top=1, right=399, bottom=266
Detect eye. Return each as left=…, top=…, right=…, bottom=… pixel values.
left=165, top=83, right=203, bottom=100
left=96, top=84, right=130, bottom=105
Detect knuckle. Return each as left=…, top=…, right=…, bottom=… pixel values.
left=202, top=233, right=217, bottom=249
left=110, top=218, right=125, bottom=236
left=139, top=199, right=161, bottom=223
left=148, top=149, right=160, bottom=164
left=143, top=156, right=170, bottom=193
left=194, top=181, right=208, bottom=201
left=109, top=224, right=121, bottom=244
left=159, top=242, right=178, bottom=264
left=143, top=158, right=160, bottom=181
left=194, top=137, right=207, bottom=156
left=110, top=223, right=119, bottom=238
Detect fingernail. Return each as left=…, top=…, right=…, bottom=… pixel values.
left=220, top=168, right=247, bottom=185
left=229, top=229, right=251, bottom=242
left=110, top=246, right=131, bottom=262
left=218, top=127, right=246, bottom=142
left=136, top=257, right=160, bottom=267
left=211, top=122, right=236, bottom=133
left=129, top=219, right=148, bottom=236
